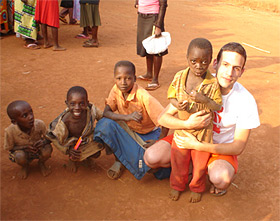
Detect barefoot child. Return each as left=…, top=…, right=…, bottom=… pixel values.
left=4, top=100, right=52, bottom=179
left=167, top=38, right=222, bottom=203
left=46, top=86, right=104, bottom=172
left=35, top=0, right=66, bottom=51
left=94, top=60, right=168, bottom=180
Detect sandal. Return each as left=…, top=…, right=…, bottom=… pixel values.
left=24, top=43, right=41, bottom=50
left=59, top=16, right=67, bottom=24
left=75, top=33, right=90, bottom=39
left=145, top=83, right=160, bottom=91
left=137, top=75, right=152, bottom=81
left=83, top=40, right=99, bottom=48
left=210, top=185, right=227, bottom=197
left=107, top=161, right=125, bottom=180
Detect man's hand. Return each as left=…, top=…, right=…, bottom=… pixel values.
left=125, top=111, right=143, bottom=123
left=143, top=139, right=156, bottom=149
left=186, top=110, right=211, bottom=129
left=174, top=132, right=200, bottom=149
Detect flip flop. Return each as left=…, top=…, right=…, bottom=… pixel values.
left=59, top=16, right=67, bottom=24
left=75, top=33, right=90, bottom=39
left=24, top=43, right=41, bottom=50
left=137, top=75, right=152, bottom=81
left=107, top=161, right=125, bottom=180
left=83, top=41, right=99, bottom=48
left=145, top=83, right=160, bottom=91
left=210, top=186, right=227, bottom=197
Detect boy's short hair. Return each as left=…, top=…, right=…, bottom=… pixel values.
left=114, top=60, right=136, bottom=76
left=66, top=86, right=88, bottom=101
left=187, top=38, right=213, bottom=59
left=7, top=100, right=29, bottom=120
left=216, top=42, right=247, bottom=67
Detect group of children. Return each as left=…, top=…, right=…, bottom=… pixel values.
left=12, top=0, right=101, bottom=50
left=4, top=37, right=222, bottom=203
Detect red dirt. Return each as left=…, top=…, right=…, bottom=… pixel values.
left=1, top=0, right=279, bottom=220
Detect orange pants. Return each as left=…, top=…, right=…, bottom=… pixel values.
left=170, top=140, right=210, bottom=193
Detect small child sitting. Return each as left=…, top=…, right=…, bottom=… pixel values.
left=4, top=100, right=52, bottom=179
left=46, top=86, right=104, bottom=172
left=168, top=38, right=222, bottom=203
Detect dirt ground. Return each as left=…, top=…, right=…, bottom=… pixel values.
left=1, top=0, right=280, bottom=220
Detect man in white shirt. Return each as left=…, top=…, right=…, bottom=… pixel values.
left=144, top=42, right=260, bottom=196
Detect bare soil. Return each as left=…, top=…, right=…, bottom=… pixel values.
left=1, top=0, right=279, bottom=220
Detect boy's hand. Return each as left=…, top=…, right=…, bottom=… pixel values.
left=68, top=148, right=81, bottom=161
left=190, top=90, right=207, bottom=104
left=126, top=111, right=143, bottom=123
left=24, top=145, right=38, bottom=153
left=143, top=139, right=156, bottom=148
left=33, top=139, right=45, bottom=149
left=178, top=100, right=189, bottom=110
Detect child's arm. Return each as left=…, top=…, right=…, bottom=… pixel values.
left=190, top=90, right=222, bottom=111
left=103, top=104, right=143, bottom=123
left=154, top=0, right=168, bottom=37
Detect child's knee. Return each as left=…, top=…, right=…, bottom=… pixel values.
left=40, top=144, right=53, bottom=159
left=14, top=151, right=28, bottom=165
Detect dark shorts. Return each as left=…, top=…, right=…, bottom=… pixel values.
left=137, top=13, right=168, bottom=57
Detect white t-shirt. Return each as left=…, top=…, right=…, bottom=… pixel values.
left=213, top=82, right=260, bottom=144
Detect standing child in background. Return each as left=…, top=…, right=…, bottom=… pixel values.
left=4, top=100, right=52, bottom=179
left=135, top=0, right=168, bottom=91
left=46, top=86, right=104, bottom=173
left=80, top=0, right=101, bottom=47
left=167, top=38, right=222, bottom=203
left=59, top=0, right=77, bottom=25
left=14, top=0, right=40, bottom=49
left=35, top=0, right=66, bottom=51
left=94, top=60, right=168, bottom=180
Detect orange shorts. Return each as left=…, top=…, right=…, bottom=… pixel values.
left=160, top=133, right=174, bottom=144
left=208, top=154, right=238, bottom=173
left=160, top=134, right=238, bottom=173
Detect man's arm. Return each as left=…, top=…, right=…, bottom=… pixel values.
left=174, top=128, right=251, bottom=156
left=158, top=103, right=212, bottom=130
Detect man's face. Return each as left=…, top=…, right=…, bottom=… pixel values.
left=214, top=51, right=245, bottom=95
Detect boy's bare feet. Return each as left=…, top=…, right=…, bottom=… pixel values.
left=66, top=159, right=78, bottom=173
left=43, top=43, right=53, bottom=49
left=18, top=166, right=28, bottom=179
left=38, top=161, right=51, bottom=177
left=189, top=191, right=202, bottom=203
left=169, top=189, right=181, bottom=201
left=53, top=46, right=66, bottom=51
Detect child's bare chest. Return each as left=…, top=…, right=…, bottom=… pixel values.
left=63, top=114, right=87, bottom=138
left=185, top=76, right=203, bottom=94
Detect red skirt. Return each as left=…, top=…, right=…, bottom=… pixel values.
left=35, top=0, right=60, bottom=28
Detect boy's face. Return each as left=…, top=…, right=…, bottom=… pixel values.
left=214, top=51, right=245, bottom=95
left=187, top=47, right=212, bottom=77
left=66, top=93, right=89, bottom=119
left=114, top=66, right=135, bottom=94
left=12, top=103, right=34, bottom=130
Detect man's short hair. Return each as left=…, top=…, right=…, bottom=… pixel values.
left=114, top=60, right=136, bottom=76
left=187, top=38, right=213, bottom=59
left=66, top=86, right=88, bottom=101
left=217, top=42, right=247, bottom=67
